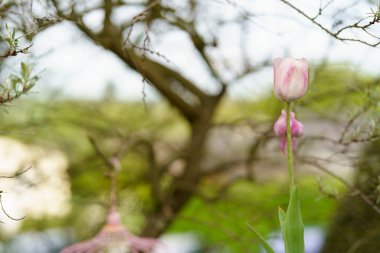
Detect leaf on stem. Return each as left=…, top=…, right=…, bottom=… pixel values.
left=281, top=186, right=305, bottom=253
left=247, top=223, right=275, bottom=253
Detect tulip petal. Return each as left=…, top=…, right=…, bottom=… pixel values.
left=273, top=57, right=309, bottom=102
left=275, top=109, right=302, bottom=154
left=274, top=110, right=287, bottom=136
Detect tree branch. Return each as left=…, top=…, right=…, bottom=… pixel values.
left=278, top=0, right=380, bottom=47
left=301, top=157, right=380, bottom=215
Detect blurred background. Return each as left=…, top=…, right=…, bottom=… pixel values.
left=0, top=0, right=379, bottom=252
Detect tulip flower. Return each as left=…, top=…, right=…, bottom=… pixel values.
left=274, top=57, right=308, bottom=102
left=249, top=58, right=308, bottom=253
left=274, top=110, right=303, bottom=154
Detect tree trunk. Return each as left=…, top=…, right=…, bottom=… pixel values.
left=140, top=96, right=222, bottom=237
left=73, top=22, right=226, bottom=238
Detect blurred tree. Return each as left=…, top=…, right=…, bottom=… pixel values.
left=0, top=1, right=379, bottom=251
left=33, top=0, right=380, bottom=239
left=0, top=65, right=377, bottom=252
left=0, top=98, right=340, bottom=252
left=23, top=0, right=275, bottom=237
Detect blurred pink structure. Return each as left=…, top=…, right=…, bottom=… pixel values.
left=60, top=206, right=161, bottom=253
left=274, top=109, right=303, bottom=154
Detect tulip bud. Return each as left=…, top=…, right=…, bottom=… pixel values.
left=274, top=110, right=303, bottom=154
left=274, top=57, right=308, bottom=102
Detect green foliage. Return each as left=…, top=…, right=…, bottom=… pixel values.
left=0, top=24, right=37, bottom=105
left=0, top=62, right=39, bottom=105
left=4, top=23, right=19, bottom=52
left=316, top=176, right=341, bottom=199
left=0, top=100, right=186, bottom=239
left=1, top=23, right=31, bottom=56
left=169, top=178, right=339, bottom=253
left=0, top=63, right=376, bottom=250
left=369, top=2, right=380, bottom=21
left=0, top=95, right=342, bottom=247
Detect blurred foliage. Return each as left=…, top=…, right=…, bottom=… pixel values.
left=0, top=63, right=378, bottom=252
left=0, top=62, right=39, bottom=104
left=0, top=24, right=37, bottom=106
left=0, top=100, right=187, bottom=240
left=169, top=178, right=341, bottom=253
left=0, top=23, right=31, bottom=57
left=217, top=63, right=379, bottom=123
left=321, top=139, right=380, bottom=253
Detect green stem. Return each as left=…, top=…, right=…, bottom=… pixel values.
left=286, top=102, right=295, bottom=192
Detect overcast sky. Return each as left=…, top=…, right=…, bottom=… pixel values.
left=7, top=0, right=380, bottom=101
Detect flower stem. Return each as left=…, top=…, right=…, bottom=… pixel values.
left=286, top=102, right=295, bottom=192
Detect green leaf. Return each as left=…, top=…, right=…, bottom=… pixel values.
left=30, top=75, right=40, bottom=84
left=5, top=23, right=9, bottom=35
left=278, top=207, right=286, bottom=231
left=21, top=62, right=30, bottom=81
left=278, top=207, right=287, bottom=252
left=283, top=186, right=305, bottom=253
left=247, top=223, right=275, bottom=253
left=5, top=37, right=12, bottom=46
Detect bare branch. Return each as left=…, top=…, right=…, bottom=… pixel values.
left=0, top=165, right=32, bottom=179
left=0, top=44, right=32, bottom=59
left=301, top=158, right=380, bottom=215
left=87, top=135, right=119, bottom=171
left=278, top=0, right=380, bottom=47
left=164, top=12, right=226, bottom=87
left=0, top=194, right=26, bottom=221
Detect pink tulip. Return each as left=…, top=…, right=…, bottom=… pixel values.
left=274, top=57, right=308, bottom=102
left=274, top=110, right=303, bottom=154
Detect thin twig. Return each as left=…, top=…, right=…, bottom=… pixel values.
left=301, top=158, right=380, bottom=215
left=87, top=135, right=116, bottom=171
left=0, top=165, right=32, bottom=179
left=0, top=193, right=26, bottom=221
left=278, top=0, right=380, bottom=47
left=0, top=44, right=33, bottom=59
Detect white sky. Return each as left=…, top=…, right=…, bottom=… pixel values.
left=7, top=0, right=380, bottom=101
